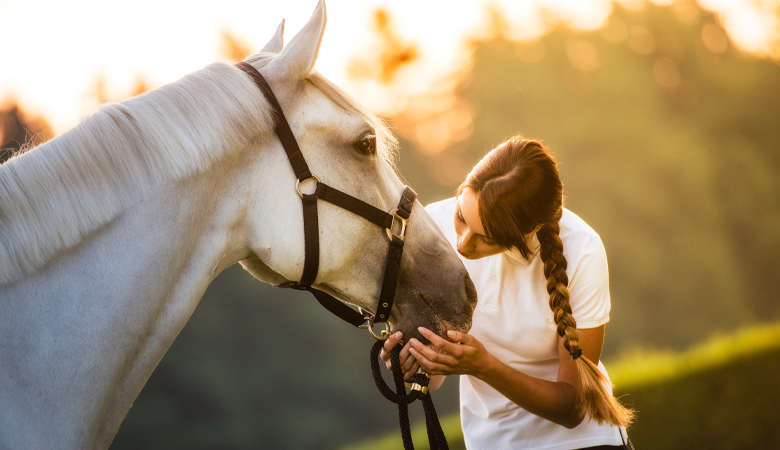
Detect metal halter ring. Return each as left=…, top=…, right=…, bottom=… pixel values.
left=296, top=175, right=321, bottom=198
left=359, top=318, right=392, bottom=340
left=385, top=208, right=409, bottom=242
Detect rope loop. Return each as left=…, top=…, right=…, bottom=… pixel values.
left=370, top=340, right=421, bottom=405
left=370, top=339, right=449, bottom=450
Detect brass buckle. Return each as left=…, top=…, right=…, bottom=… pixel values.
left=385, top=208, right=408, bottom=241
left=410, top=383, right=429, bottom=394
left=358, top=318, right=391, bottom=340
left=411, top=367, right=431, bottom=394
left=296, top=175, right=321, bottom=198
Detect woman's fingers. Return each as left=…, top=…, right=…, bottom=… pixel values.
left=403, top=360, right=420, bottom=382
left=382, top=329, right=472, bottom=377
left=380, top=331, right=404, bottom=370
left=408, top=339, right=459, bottom=368
left=397, top=328, right=489, bottom=377
left=383, top=331, right=403, bottom=354
left=411, top=356, right=450, bottom=376
left=446, top=329, right=476, bottom=345
left=418, top=327, right=462, bottom=354
left=401, top=341, right=422, bottom=371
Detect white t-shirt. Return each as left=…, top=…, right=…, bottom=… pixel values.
left=426, top=198, right=625, bottom=450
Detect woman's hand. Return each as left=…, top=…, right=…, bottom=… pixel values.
left=408, top=327, right=495, bottom=377
left=379, top=331, right=421, bottom=382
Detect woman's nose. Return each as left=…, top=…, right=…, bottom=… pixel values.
left=457, top=231, right=474, bottom=252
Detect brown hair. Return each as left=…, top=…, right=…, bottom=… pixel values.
left=458, top=136, right=634, bottom=428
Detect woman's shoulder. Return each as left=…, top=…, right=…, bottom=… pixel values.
left=424, top=197, right=457, bottom=233
left=559, top=208, right=606, bottom=259
left=559, top=209, right=611, bottom=327
left=425, top=197, right=456, bottom=216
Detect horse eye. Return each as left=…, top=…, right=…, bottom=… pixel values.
left=354, top=135, right=376, bottom=155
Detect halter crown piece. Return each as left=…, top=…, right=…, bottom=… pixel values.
left=235, top=62, right=415, bottom=335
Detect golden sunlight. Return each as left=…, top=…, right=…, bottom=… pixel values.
left=0, top=0, right=777, bottom=135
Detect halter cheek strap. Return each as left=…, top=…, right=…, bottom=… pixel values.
left=236, top=61, right=417, bottom=329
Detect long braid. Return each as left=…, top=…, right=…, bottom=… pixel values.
left=537, top=218, right=635, bottom=428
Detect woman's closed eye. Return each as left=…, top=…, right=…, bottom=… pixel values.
left=482, top=236, right=498, bottom=246
left=457, top=207, right=498, bottom=246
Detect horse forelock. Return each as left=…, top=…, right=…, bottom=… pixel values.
left=0, top=61, right=274, bottom=285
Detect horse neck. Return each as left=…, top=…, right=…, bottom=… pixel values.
left=0, top=155, right=256, bottom=450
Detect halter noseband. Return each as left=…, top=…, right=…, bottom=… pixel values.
left=236, top=62, right=417, bottom=337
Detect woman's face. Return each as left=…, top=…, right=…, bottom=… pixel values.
left=453, top=187, right=507, bottom=259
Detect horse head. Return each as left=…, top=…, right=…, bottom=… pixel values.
left=238, top=1, right=477, bottom=342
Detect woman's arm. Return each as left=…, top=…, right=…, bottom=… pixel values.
left=409, top=325, right=605, bottom=429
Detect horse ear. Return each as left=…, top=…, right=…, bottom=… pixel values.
left=260, top=19, right=285, bottom=53
left=267, top=0, right=326, bottom=79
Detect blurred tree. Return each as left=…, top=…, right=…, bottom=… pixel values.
left=346, top=9, right=418, bottom=84
left=0, top=100, right=53, bottom=163
left=90, top=74, right=149, bottom=107
left=221, top=29, right=252, bottom=62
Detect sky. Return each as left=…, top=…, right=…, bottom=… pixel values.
left=1, top=0, right=778, bottom=134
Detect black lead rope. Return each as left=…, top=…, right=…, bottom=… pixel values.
left=370, top=340, right=449, bottom=450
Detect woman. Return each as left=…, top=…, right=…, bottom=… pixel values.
left=381, top=136, right=634, bottom=449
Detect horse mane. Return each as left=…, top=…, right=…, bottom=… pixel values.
left=0, top=61, right=274, bottom=285
left=0, top=56, right=398, bottom=286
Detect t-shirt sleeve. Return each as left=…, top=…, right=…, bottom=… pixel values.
left=567, top=233, right=611, bottom=329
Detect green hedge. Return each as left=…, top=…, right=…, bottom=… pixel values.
left=344, top=322, right=780, bottom=450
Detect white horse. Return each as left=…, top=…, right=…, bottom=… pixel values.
left=0, top=3, right=477, bottom=448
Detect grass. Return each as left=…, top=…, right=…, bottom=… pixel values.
left=342, top=414, right=464, bottom=450
left=607, top=322, right=780, bottom=391
left=342, top=321, right=780, bottom=450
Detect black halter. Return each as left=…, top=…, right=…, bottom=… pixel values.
left=236, top=62, right=417, bottom=333
left=237, top=62, right=448, bottom=450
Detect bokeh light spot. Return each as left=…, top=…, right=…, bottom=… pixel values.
left=567, top=39, right=600, bottom=71
left=653, top=57, right=682, bottom=88
left=702, top=23, right=729, bottom=54
left=628, top=25, right=656, bottom=54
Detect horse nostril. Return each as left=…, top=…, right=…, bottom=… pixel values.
left=464, top=276, right=478, bottom=309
